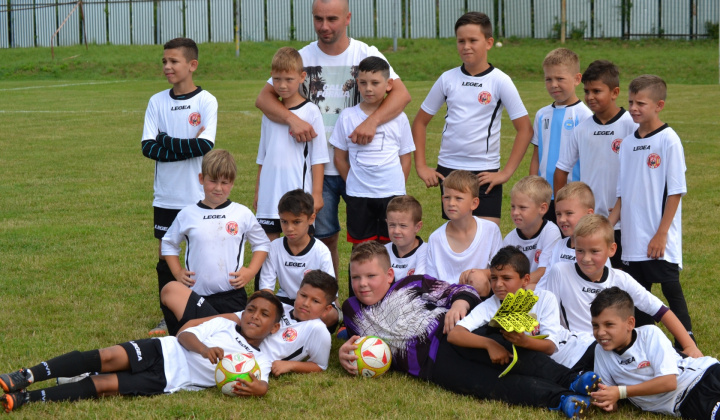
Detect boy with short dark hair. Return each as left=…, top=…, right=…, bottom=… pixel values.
left=330, top=56, right=415, bottom=246
left=255, top=47, right=328, bottom=241
left=413, top=12, right=532, bottom=225
left=141, top=37, right=218, bottom=335
left=0, top=291, right=282, bottom=412
left=159, top=149, right=270, bottom=335
left=541, top=214, right=701, bottom=358
left=608, top=74, right=694, bottom=344
left=590, top=287, right=720, bottom=419
left=384, top=195, right=427, bottom=280
left=426, top=170, right=502, bottom=285
left=530, top=48, right=592, bottom=223
left=258, top=189, right=337, bottom=329
left=554, top=60, right=637, bottom=268
left=502, top=175, right=561, bottom=288
left=339, top=242, right=601, bottom=419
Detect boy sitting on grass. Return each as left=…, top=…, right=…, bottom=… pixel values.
left=590, top=287, right=719, bottom=419
left=0, top=292, right=282, bottom=412
left=540, top=214, right=702, bottom=358
left=426, top=170, right=502, bottom=287
left=449, top=246, right=596, bottom=370
left=339, top=241, right=603, bottom=419
left=502, top=175, right=561, bottom=288
left=258, top=189, right=338, bottom=330
left=159, top=149, right=270, bottom=335
left=384, top=195, right=428, bottom=280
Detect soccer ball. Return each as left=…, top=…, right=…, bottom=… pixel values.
left=214, top=352, right=261, bottom=396
left=349, top=336, right=392, bottom=378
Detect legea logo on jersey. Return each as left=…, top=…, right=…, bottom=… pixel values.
left=637, top=360, right=651, bottom=369
left=188, top=112, right=201, bottom=127
left=225, top=221, right=239, bottom=235
left=611, top=138, right=622, bottom=154
left=647, top=153, right=661, bottom=169
left=282, top=327, right=298, bottom=342
left=478, top=91, right=492, bottom=105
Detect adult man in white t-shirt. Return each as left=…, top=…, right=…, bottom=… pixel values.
left=254, top=0, right=411, bottom=279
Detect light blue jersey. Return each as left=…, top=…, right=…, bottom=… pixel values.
left=531, top=101, right=592, bottom=197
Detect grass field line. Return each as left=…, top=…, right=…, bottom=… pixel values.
left=0, top=80, right=130, bottom=91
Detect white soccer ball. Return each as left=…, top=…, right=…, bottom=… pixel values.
left=496, top=41, right=503, bottom=48
left=349, top=336, right=392, bottom=378
left=214, top=352, right=261, bottom=396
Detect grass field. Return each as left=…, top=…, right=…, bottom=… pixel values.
left=0, top=38, right=719, bottom=419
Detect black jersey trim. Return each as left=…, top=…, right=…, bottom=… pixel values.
left=170, top=86, right=203, bottom=100
left=235, top=233, right=245, bottom=272
left=197, top=199, right=232, bottom=210
left=575, top=263, right=609, bottom=283
left=552, top=99, right=583, bottom=109
left=391, top=236, right=425, bottom=258
left=486, top=99, right=503, bottom=152
left=613, top=329, right=637, bottom=355
left=565, top=237, right=573, bottom=249
left=289, top=100, right=311, bottom=111
left=516, top=220, right=548, bottom=240
left=460, top=63, right=495, bottom=77
left=281, top=347, right=305, bottom=361
left=283, top=236, right=316, bottom=257
left=592, top=108, right=627, bottom=125
left=634, top=123, right=669, bottom=139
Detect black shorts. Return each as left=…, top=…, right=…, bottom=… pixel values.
left=437, top=165, right=503, bottom=219
left=344, top=195, right=396, bottom=243
left=624, top=259, right=680, bottom=285
left=610, top=229, right=624, bottom=269
left=117, top=338, right=167, bottom=396
left=679, top=363, right=720, bottom=420
left=204, top=288, right=248, bottom=315
left=257, top=218, right=282, bottom=234
left=179, top=291, right=222, bottom=326
left=154, top=207, right=181, bottom=239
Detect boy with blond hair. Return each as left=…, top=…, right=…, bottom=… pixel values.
left=590, top=288, right=719, bottom=418
left=141, top=38, right=218, bottom=335
left=385, top=195, right=427, bottom=280
left=530, top=48, right=592, bottom=222
left=255, top=47, right=328, bottom=242
left=426, top=170, right=502, bottom=285
left=413, top=12, right=532, bottom=225
left=609, top=75, right=695, bottom=345
left=555, top=60, right=637, bottom=268
left=502, top=175, right=561, bottom=287
left=330, top=56, right=415, bottom=246
left=159, top=149, right=270, bottom=335
left=541, top=214, right=702, bottom=358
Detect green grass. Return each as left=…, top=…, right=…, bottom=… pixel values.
left=0, top=38, right=719, bottom=419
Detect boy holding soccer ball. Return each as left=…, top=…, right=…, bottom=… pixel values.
left=0, top=292, right=281, bottom=412
left=339, top=241, right=605, bottom=418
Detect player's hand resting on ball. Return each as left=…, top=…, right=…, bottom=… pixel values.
left=232, top=377, right=269, bottom=397
left=200, top=346, right=224, bottom=364
left=339, top=336, right=360, bottom=375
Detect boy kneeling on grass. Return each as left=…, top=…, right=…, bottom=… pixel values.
left=0, top=291, right=282, bottom=412
left=590, top=287, right=720, bottom=419
left=339, top=241, right=603, bottom=419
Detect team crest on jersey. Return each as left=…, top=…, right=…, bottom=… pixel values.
left=188, top=112, right=201, bottom=127
left=637, top=360, right=651, bottom=369
left=564, top=118, right=575, bottom=130
left=225, top=221, right=239, bottom=235
left=478, top=91, right=492, bottom=105
left=530, top=324, right=541, bottom=336
left=282, top=327, right=298, bottom=342
left=303, top=269, right=312, bottom=277
left=611, top=138, right=622, bottom=154
left=407, top=269, right=415, bottom=276
left=534, top=249, right=541, bottom=263
left=647, top=153, right=661, bottom=169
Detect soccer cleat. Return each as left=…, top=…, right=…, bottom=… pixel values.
left=336, top=326, right=349, bottom=340
left=148, top=319, right=168, bottom=336
left=570, top=371, right=602, bottom=395
left=555, top=394, right=590, bottom=419
left=1, top=392, right=28, bottom=413
left=0, top=368, right=33, bottom=393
